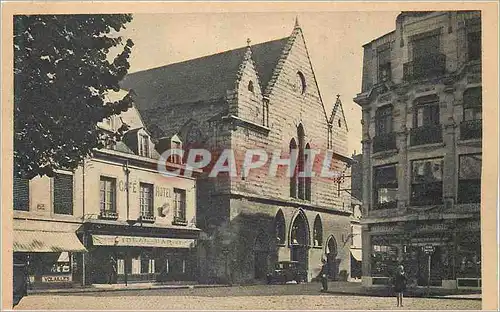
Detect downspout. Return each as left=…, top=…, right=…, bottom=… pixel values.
left=124, top=160, right=130, bottom=286
left=82, top=159, right=86, bottom=286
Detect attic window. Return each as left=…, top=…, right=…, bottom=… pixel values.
left=296, top=71, right=306, bottom=94
left=248, top=81, right=254, bottom=93
left=338, top=118, right=342, bottom=128
left=138, top=134, right=150, bottom=157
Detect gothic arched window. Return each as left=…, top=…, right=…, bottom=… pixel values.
left=313, top=215, right=323, bottom=246
left=274, top=209, right=286, bottom=245
left=289, top=139, right=298, bottom=198
left=297, top=124, right=305, bottom=200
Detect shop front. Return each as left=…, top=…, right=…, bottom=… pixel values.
left=13, top=229, right=87, bottom=289
left=82, top=223, right=199, bottom=284
left=367, top=218, right=481, bottom=288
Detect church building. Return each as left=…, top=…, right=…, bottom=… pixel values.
left=121, top=20, right=354, bottom=284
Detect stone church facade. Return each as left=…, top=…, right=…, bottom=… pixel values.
left=121, top=21, right=353, bottom=284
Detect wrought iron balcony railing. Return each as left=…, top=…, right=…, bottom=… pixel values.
left=410, top=125, right=443, bottom=146
left=403, top=53, right=446, bottom=81
left=139, top=212, right=156, bottom=223
left=460, top=119, right=482, bottom=140
left=372, top=132, right=397, bottom=153
left=99, top=210, right=118, bottom=220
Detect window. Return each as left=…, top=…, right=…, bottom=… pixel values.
left=463, top=88, right=482, bottom=121
left=373, top=164, right=398, bottom=210
left=296, top=71, right=306, bottom=94
left=274, top=210, right=286, bottom=245
left=412, top=32, right=440, bottom=59
left=248, top=80, right=254, bottom=93
left=173, top=188, right=186, bottom=223
left=138, top=134, right=150, bottom=157
left=411, top=158, right=443, bottom=206
left=405, top=30, right=445, bottom=81
left=289, top=138, right=298, bottom=198
left=414, top=97, right=440, bottom=127
left=375, top=105, right=393, bottom=135
left=467, top=31, right=481, bottom=61
left=262, top=101, right=269, bottom=127
left=53, top=173, right=73, bottom=215
left=297, top=124, right=306, bottom=200
left=170, top=138, right=183, bottom=164
left=304, top=143, right=312, bottom=200
left=377, top=44, right=391, bottom=83
left=140, top=183, right=154, bottom=217
left=100, top=177, right=116, bottom=213
left=458, top=154, right=481, bottom=203
left=313, top=215, right=323, bottom=246
left=13, top=176, right=29, bottom=211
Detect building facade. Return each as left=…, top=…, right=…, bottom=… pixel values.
left=121, top=21, right=355, bottom=284
left=13, top=103, right=201, bottom=287
left=353, top=11, right=482, bottom=289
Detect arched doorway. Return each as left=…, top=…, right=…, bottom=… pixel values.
left=290, top=210, right=309, bottom=273
left=254, top=232, right=269, bottom=280
left=326, top=236, right=339, bottom=280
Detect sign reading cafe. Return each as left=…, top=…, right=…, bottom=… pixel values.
left=117, top=180, right=171, bottom=198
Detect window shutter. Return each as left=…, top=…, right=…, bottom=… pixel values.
left=13, top=177, right=29, bottom=211
left=53, top=173, right=73, bottom=215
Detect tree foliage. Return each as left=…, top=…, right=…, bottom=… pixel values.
left=14, top=14, right=134, bottom=179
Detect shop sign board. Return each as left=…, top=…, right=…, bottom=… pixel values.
left=424, top=244, right=435, bottom=254
left=92, top=235, right=196, bottom=248
left=42, top=275, right=72, bottom=283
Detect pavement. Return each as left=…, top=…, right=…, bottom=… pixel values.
left=28, top=281, right=481, bottom=300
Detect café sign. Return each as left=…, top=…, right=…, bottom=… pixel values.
left=92, top=235, right=195, bottom=248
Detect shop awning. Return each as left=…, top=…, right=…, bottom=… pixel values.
left=14, top=230, right=87, bottom=253
left=92, top=235, right=196, bottom=248
left=351, top=249, right=362, bottom=261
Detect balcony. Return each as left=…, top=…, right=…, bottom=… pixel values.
left=460, top=119, right=482, bottom=140
left=99, top=210, right=118, bottom=220
left=410, top=125, right=442, bottom=146
left=139, top=213, right=156, bottom=223
left=372, top=132, right=397, bottom=153
left=403, top=53, right=446, bottom=81
left=172, top=215, right=188, bottom=226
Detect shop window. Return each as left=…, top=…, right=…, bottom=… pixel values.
left=173, top=188, right=186, bottom=224
left=458, top=154, right=482, bottom=203
left=138, top=134, right=150, bottom=157
left=100, top=176, right=116, bottom=214
left=456, top=233, right=481, bottom=278
left=140, top=183, right=154, bottom=217
left=371, top=239, right=399, bottom=277
left=274, top=209, right=286, bottom=245
left=411, top=158, right=443, bottom=206
left=467, top=31, right=481, bottom=61
left=53, top=173, right=73, bottom=215
left=13, top=176, right=29, bottom=211
left=313, top=215, right=323, bottom=246
left=373, top=164, right=398, bottom=210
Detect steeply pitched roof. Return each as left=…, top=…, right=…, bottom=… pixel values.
left=120, top=37, right=289, bottom=111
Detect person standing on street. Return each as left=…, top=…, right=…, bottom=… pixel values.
left=393, top=265, right=407, bottom=307
left=319, top=259, right=328, bottom=291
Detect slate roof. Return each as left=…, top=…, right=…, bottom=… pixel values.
left=120, top=37, right=290, bottom=111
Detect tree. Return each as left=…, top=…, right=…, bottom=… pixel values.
left=14, top=14, right=135, bottom=179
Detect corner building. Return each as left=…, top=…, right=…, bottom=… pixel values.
left=354, top=11, right=482, bottom=289
left=121, top=21, right=354, bottom=283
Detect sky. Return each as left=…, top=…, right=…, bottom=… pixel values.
left=119, top=11, right=400, bottom=156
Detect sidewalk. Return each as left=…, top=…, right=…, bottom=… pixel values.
left=28, top=283, right=230, bottom=295
left=323, top=281, right=482, bottom=300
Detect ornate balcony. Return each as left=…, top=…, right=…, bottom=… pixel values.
left=99, top=210, right=118, bottom=220
left=410, top=125, right=442, bottom=146
left=403, top=53, right=446, bottom=81
left=172, top=216, right=188, bottom=226
left=460, top=119, right=482, bottom=140
left=372, top=132, right=397, bottom=153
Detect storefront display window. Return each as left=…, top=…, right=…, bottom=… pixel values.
left=370, top=238, right=399, bottom=277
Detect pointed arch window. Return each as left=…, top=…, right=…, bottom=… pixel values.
left=297, top=124, right=306, bottom=200
left=274, top=209, right=286, bottom=245
left=289, top=138, right=298, bottom=198
left=313, top=215, right=323, bottom=247
left=304, top=143, right=312, bottom=200
left=262, top=100, right=269, bottom=127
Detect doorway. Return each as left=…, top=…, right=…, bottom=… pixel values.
left=290, top=211, right=309, bottom=273
left=326, top=236, right=338, bottom=280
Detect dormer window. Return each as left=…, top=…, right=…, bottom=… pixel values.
left=138, top=134, right=150, bottom=157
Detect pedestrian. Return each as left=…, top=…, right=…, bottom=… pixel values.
left=108, top=256, right=117, bottom=284
left=393, top=265, right=407, bottom=307
left=319, top=259, right=328, bottom=291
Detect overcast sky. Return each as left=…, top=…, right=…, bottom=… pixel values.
left=120, top=11, right=400, bottom=155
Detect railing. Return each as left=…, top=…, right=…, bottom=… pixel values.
left=410, top=125, right=443, bottom=146
left=460, top=119, right=482, bottom=140
left=99, top=210, right=118, bottom=220
left=403, top=53, right=446, bottom=81
left=139, top=212, right=156, bottom=223
left=372, top=132, right=397, bottom=153
left=172, top=215, right=188, bottom=226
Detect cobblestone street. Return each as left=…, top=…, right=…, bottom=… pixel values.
left=15, top=284, right=481, bottom=310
